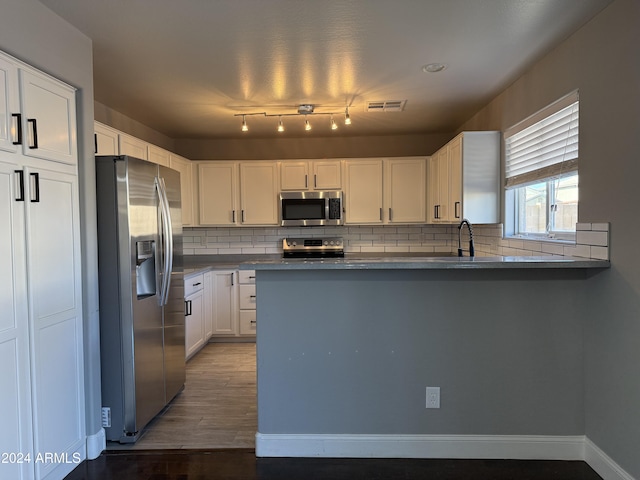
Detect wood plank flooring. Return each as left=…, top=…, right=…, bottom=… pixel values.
left=107, top=342, right=257, bottom=450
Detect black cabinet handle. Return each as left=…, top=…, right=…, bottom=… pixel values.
left=185, top=300, right=192, bottom=316
left=232, top=210, right=236, bottom=223
left=192, top=282, right=201, bottom=287
left=94, top=133, right=98, bottom=154
left=30, top=172, right=40, bottom=203
left=454, top=201, right=461, bottom=219
left=249, top=276, right=255, bottom=279
left=249, top=295, right=256, bottom=298
left=14, top=170, right=25, bottom=202
left=231, top=272, right=234, bottom=286
left=27, top=118, right=38, bottom=149
left=12, top=113, right=22, bottom=145
left=250, top=320, right=257, bottom=324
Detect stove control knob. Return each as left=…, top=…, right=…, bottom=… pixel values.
left=324, top=241, right=328, bottom=246
left=330, top=240, right=335, bottom=245
left=336, top=240, right=341, bottom=245
left=292, top=241, right=297, bottom=247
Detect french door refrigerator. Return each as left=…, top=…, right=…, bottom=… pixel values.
left=95, top=155, right=185, bottom=443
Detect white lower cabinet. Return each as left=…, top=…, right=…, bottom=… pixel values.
left=238, top=270, right=257, bottom=335
left=210, top=269, right=256, bottom=339
left=185, top=273, right=205, bottom=360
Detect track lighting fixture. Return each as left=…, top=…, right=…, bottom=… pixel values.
left=234, top=105, right=352, bottom=133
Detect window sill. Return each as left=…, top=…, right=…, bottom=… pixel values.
left=504, top=235, right=575, bottom=245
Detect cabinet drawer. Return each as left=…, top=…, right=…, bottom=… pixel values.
left=185, top=273, right=204, bottom=297
left=238, top=270, right=256, bottom=284
left=239, top=284, right=256, bottom=310
left=239, top=310, right=257, bottom=335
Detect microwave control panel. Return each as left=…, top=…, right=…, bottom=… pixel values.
left=328, top=198, right=341, bottom=219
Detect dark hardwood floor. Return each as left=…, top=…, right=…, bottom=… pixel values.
left=65, top=450, right=602, bottom=480
left=69, top=343, right=602, bottom=479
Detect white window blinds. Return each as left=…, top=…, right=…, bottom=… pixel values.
left=505, top=92, right=579, bottom=189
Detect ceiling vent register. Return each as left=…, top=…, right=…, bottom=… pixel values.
left=366, top=100, right=406, bottom=112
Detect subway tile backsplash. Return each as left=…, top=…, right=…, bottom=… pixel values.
left=183, top=222, right=610, bottom=260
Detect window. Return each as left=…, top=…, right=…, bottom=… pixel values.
left=504, top=92, right=579, bottom=240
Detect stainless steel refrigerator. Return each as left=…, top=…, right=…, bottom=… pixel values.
left=95, top=155, right=185, bottom=443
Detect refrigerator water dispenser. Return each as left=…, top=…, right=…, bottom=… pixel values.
left=136, top=240, right=156, bottom=298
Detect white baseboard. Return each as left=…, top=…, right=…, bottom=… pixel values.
left=256, top=433, right=636, bottom=479
left=255, top=433, right=585, bottom=460
left=584, top=438, right=635, bottom=480
left=86, top=428, right=106, bottom=460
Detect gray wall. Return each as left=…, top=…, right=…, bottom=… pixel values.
left=459, top=0, right=640, bottom=476
left=174, top=133, right=453, bottom=160
left=0, top=0, right=102, bottom=450
left=257, top=269, right=589, bottom=435
left=95, top=100, right=176, bottom=152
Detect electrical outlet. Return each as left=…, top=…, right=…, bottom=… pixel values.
left=101, top=407, right=111, bottom=428
left=426, top=387, right=440, bottom=409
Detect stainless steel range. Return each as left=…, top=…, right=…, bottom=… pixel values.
left=282, top=237, right=344, bottom=258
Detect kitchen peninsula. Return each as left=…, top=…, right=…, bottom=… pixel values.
left=242, top=255, right=609, bottom=458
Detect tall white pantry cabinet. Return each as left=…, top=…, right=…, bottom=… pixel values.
left=0, top=50, right=85, bottom=480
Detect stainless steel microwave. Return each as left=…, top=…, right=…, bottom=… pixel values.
left=280, top=191, right=343, bottom=227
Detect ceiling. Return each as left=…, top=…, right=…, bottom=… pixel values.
left=39, top=0, right=612, bottom=140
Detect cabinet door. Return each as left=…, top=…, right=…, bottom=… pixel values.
left=448, top=135, right=463, bottom=222
left=385, top=158, right=426, bottom=223
left=427, top=156, right=438, bottom=223
left=280, top=161, right=309, bottom=190
left=148, top=145, right=170, bottom=167
left=19, top=69, right=77, bottom=165
left=0, top=161, right=33, bottom=480
left=212, top=270, right=237, bottom=335
left=239, top=162, right=278, bottom=225
left=119, top=133, right=148, bottom=160
left=203, top=272, right=213, bottom=340
left=435, top=147, right=451, bottom=222
left=94, top=122, right=119, bottom=155
left=199, top=162, right=238, bottom=225
left=312, top=160, right=341, bottom=190
left=0, top=56, right=19, bottom=154
left=23, top=166, right=85, bottom=480
left=344, top=159, right=383, bottom=224
left=185, top=290, right=204, bottom=360
left=170, top=154, right=194, bottom=226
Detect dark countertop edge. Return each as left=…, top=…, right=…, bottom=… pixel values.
left=183, top=254, right=610, bottom=275
left=237, top=256, right=610, bottom=270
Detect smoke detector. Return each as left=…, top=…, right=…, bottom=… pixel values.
left=365, top=100, right=406, bottom=112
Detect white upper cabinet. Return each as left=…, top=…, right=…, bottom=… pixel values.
left=148, top=144, right=170, bottom=167
left=280, top=159, right=342, bottom=191
left=94, top=121, right=119, bottom=155
left=0, top=51, right=77, bottom=166
left=384, top=157, right=426, bottom=224
left=170, top=153, right=194, bottom=226
left=344, top=159, right=383, bottom=224
left=19, top=69, right=77, bottom=166
left=427, top=132, right=500, bottom=224
left=119, top=133, right=148, bottom=160
left=0, top=55, right=19, bottom=154
left=198, top=161, right=239, bottom=226
left=239, top=161, right=279, bottom=225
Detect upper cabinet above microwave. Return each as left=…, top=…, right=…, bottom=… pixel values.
left=279, top=159, right=342, bottom=191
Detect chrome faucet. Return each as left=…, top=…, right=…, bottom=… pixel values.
left=458, top=219, right=475, bottom=257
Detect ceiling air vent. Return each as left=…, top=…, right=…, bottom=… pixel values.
left=366, top=100, right=406, bottom=112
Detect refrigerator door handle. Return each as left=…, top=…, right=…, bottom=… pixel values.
left=156, top=177, right=173, bottom=306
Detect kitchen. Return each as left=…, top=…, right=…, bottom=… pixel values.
left=0, top=1, right=639, bottom=480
